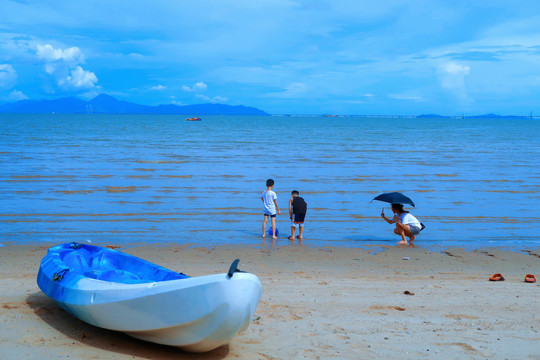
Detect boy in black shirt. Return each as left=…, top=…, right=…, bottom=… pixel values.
left=288, top=190, right=307, bottom=241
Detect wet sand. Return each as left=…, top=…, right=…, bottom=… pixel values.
left=0, top=242, right=538, bottom=359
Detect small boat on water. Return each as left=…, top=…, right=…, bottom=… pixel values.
left=186, top=117, right=201, bottom=121
left=37, top=242, right=262, bottom=352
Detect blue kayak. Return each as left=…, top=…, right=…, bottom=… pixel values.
left=37, top=242, right=262, bottom=352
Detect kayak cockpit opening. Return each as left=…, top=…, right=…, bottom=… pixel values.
left=58, top=244, right=189, bottom=284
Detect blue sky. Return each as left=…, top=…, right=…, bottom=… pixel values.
left=1, top=0, right=539, bottom=115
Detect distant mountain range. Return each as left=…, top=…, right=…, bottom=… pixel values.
left=0, top=95, right=534, bottom=118
left=0, top=94, right=269, bottom=115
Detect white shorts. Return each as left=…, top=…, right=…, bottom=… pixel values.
left=291, top=221, right=304, bottom=228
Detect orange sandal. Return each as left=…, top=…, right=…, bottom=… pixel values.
left=489, top=273, right=505, bottom=281
left=525, top=274, right=536, bottom=283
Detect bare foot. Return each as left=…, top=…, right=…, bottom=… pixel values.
left=397, top=240, right=408, bottom=245
left=288, top=236, right=294, bottom=240
left=272, top=236, right=278, bottom=239
left=262, top=234, right=266, bottom=238
left=296, top=236, right=303, bottom=239
left=409, top=235, right=416, bottom=243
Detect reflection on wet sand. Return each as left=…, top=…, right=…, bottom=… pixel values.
left=59, top=190, right=94, bottom=194
left=106, top=186, right=137, bottom=193
left=136, top=160, right=188, bottom=164
left=159, top=175, right=193, bottom=178
left=11, top=175, right=75, bottom=179
left=485, top=190, right=536, bottom=193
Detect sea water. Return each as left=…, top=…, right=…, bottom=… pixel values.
left=1, top=114, right=538, bottom=251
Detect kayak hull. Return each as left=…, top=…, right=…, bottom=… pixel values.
left=37, top=243, right=262, bottom=352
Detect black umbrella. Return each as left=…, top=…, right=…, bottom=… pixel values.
left=371, top=192, right=415, bottom=207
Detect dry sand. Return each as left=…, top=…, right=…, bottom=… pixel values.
left=1, top=242, right=539, bottom=359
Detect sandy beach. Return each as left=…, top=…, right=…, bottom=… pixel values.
left=1, top=242, right=538, bottom=359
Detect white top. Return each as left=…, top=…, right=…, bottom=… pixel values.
left=262, top=190, right=277, bottom=215
left=399, top=212, right=421, bottom=227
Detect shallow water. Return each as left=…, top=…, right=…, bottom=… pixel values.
left=1, top=114, right=539, bottom=251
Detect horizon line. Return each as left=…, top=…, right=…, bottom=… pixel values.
left=1, top=112, right=539, bottom=120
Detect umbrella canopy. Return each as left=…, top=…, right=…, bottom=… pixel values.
left=371, top=192, right=415, bottom=207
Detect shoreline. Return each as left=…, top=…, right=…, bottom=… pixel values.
left=1, top=242, right=538, bottom=359
left=1, top=238, right=539, bottom=255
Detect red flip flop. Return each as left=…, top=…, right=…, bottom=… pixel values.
left=489, top=273, right=505, bottom=281
left=525, top=274, right=536, bottom=283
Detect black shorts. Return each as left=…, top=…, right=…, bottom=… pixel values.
left=264, top=213, right=276, bottom=218
left=292, top=212, right=306, bottom=223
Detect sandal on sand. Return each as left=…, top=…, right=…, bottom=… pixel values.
left=525, top=274, right=536, bottom=283
left=489, top=273, right=505, bottom=281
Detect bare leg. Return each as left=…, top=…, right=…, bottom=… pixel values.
left=289, top=225, right=295, bottom=240
left=298, top=225, right=304, bottom=239
left=395, top=223, right=415, bottom=244
left=262, top=215, right=268, bottom=238
left=394, top=226, right=408, bottom=245
left=401, top=223, right=416, bottom=243
left=271, top=216, right=277, bottom=239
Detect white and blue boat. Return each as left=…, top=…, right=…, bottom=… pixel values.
left=37, top=242, right=262, bottom=352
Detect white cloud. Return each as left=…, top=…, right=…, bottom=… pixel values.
left=438, top=62, right=470, bottom=100
left=44, top=64, right=56, bottom=75
left=8, top=89, right=28, bottom=101
left=388, top=94, right=422, bottom=101
left=210, top=95, right=227, bottom=103
left=441, top=62, right=470, bottom=77
left=36, top=44, right=84, bottom=63
left=266, top=82, right=308, bottom=98
left=0, top=64, right=17, bottom=89
left=128, top=52, right=145, bottom=59
left=35, top=44, right=99, bottom=93
left=195, top=94, right=228, bottom=103
left=182, top=81, right=207, bottom=92
left=150, top=84, right=166, bottom=90
left=181, top=81, right=226, bottom=103
left=169, top=96, right=183, bottom=105
left=57, top=66, right=98, bottom=90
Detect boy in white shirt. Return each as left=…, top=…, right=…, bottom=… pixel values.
left=261, top=179, right=281, bottom=239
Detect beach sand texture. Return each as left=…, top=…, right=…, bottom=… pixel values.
left=1, top=243, right=538, bottom=359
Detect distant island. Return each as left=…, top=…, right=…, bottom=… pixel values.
left=416, top=113, right=536, bottom=119
left=274, top=113, right=537, bottom=119
left=0, top=94, right=269, bottom=115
